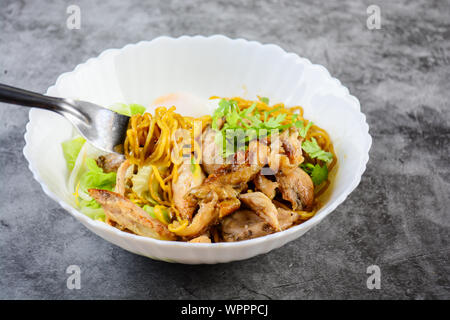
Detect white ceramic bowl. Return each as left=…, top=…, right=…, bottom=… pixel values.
left=23, top=35, right=371, bottom=264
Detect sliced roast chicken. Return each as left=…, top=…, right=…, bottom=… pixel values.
left=276, top=166, right=314, bottom=211
left=269, top=127, right=315, bottom=211
left=201, top=127, right=230, bottom=175
left=172, top=162, right=205, bottom=221
left=176, top=140, right=271, bottom=239
left=221, top=210, right=274, bottom=242
left=253, top=173, right=278, bottom=199
left=239, top=192, right=280, bottom=231
left=89, top=189, right=176, bottom=241
left=221, top=204, right=303, bottom=242
left=96, top=153, right=125, bottom=173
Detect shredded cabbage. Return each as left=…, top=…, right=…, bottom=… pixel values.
left=131, top=165, right=161, bottom=205
left=143, top=205, right=170, bottom=224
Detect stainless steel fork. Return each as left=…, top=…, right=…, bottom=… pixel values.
left=0, top=83, right=130, bottom=154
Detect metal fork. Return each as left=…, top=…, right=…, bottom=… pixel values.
left=0, top=83, right=130, bottom=154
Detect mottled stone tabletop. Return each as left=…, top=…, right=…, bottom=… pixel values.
left=0, top=0, right=449, bottom=299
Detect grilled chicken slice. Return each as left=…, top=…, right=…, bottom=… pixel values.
left=115, top=160, right=131, bottom=196
left=172, top=192, right=219, bottom=238
left=172, top=163, right=205, bottom=220
left=218, top=198, right=241, bottom=218
left=276, top=207, right=302, bottom=230
left=221, top=210, right=274, bottom=242
left=239, top=192, right=280, bottom=231
left=189, top=140, right=270, bottom=201
left=96, top=154, right=125, bottom=173
left=209, top=140, right=269, bottom=186
left=105, top=216, right=130, bottom=232
left=279, top=127, right=304, bottom=167
left=179, top=140, right=271, bottom=238
left=188, top=235, right=212, bottom=243
left=269, top=127, right=304, bottom=173
left=276, top=167, right=314, bottom=211
left=201, top=127, right=229, bottom=175
left=221, top=206, right=304, bottom=242
left=254, top=173, right=278, bottom=199
left=88, top=189, right=176, bottom=240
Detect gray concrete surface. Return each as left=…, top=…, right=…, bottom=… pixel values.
left=0, top=0, right=449, bottom=299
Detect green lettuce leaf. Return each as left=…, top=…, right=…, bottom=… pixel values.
left=75, top=158, right=117, bottom=220
left=79, top=158, right=116, bottom=193
left=129, top=104, right=146, bottom=115
left=79, top=198, right=105, bottom=220
left=62, top=136, right=86, bottom=170
left=259, top=96, right=269, bottom=104
left=110, top=103, right=146, bottom=116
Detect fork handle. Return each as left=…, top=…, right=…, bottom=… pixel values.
left=0, top=83, right=84, bottom=120
left=0, top=83, right=66, bottom=110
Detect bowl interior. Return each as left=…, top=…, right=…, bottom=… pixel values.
left=25, top=36, right=370, bottom=256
